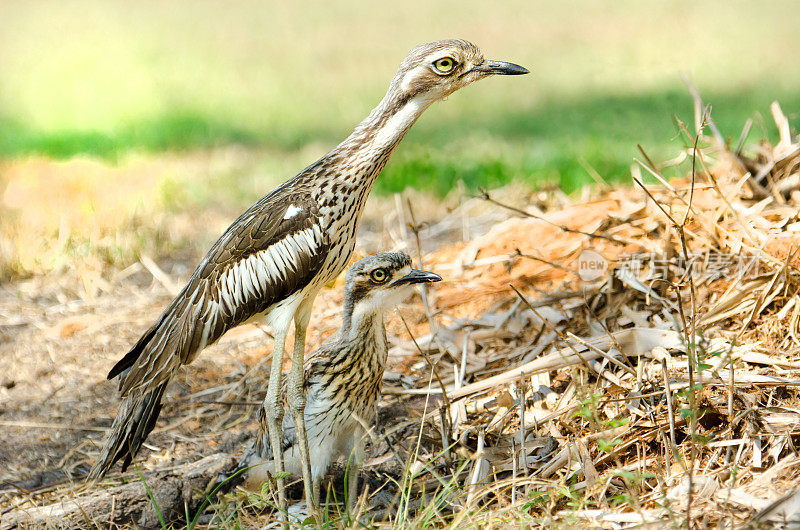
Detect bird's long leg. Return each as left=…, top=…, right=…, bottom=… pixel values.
left=287, top=304, right=318, bottom=519
left=264, top=324, right=289, bottom=520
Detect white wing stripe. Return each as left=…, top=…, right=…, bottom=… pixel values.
left=237, top=261, right=253, bottom=300
left=250, top=257, right=265, bottom=296
left=294, top=231, right=311, bottom=254
left=280, top=238, right=301, bottom=269
left=225, top=264, right=236, bottom=294
left=299, top=228, right=316, bottom=252
left=241, top=260, right=254, bottom=299
left=272, top=240, right=292, bottom=273
left=281, top=238, right=298, bottom=269
left=232, top=263, right=245, bottom=305
left=306, top=227, right=319, bottom=249
left=223, top=268, right=237, bottom=310
left=262, top=251, right=282, bottom=283
left=242, top=257, right=259, bottom=298
left=230, top=262, right=243, bottom=303
left=214, top=224, right=323, bottom=316
left=191, top=293, right=204, bottom=322
left=199, top=301, right=217, bottom=351
left=197, top=302, right=213, bottom=351
left=269, top=241, right=289, bottom=278
left=220, top=275, right=235, bottom=313
left=253, top=254, right=271, bottom=290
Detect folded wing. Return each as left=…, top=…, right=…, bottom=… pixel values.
left=109, top=186, right=329, bottom=396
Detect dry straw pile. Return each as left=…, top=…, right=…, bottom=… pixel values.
left=356, top=101, right=800, bottom=528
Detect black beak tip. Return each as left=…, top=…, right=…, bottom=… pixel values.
left=501, top=62, right=530, bottom=76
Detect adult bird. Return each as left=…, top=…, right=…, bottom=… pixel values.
left=239, top=252, right=441, bottom=507
left=88, top=39, right=528, bottom=514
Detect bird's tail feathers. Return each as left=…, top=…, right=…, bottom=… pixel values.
left=87, top=382, right=168, bottom=482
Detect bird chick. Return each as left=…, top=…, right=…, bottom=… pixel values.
left=240, top=252, right=441, bottom=502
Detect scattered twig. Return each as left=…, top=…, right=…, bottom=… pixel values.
left=476, top=188, right=629, bottom=246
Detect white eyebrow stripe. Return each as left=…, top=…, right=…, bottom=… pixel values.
left=424, top=51, right=452, bottom=63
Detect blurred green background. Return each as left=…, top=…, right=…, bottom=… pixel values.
left=2, top=0, right=799, bottom=196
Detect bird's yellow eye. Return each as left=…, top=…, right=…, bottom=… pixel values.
left=433, top=57, right=456, bottom=74
left=370, top=268, right=388, bottom=283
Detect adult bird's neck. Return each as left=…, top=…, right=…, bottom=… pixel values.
left=333, top=92, right=433, bottom=184
left=355, top=93, right=431, bottom=150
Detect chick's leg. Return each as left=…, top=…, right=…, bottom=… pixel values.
left=348, top=428, right=366, bottom=513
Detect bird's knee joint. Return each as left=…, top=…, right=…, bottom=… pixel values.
left=264, top=400, right=284, bottom=422
left=287, top=373, right=305, bottom=402
left=287, top=392, right=306, bottom=413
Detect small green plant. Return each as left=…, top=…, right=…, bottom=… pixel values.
left=597, top=438, right=622, bottom=453
left=134, top=463, right=169, bottom=530
left=186, top=465, right=252, bottom=530
left=521, top=491, right=551, bottom=514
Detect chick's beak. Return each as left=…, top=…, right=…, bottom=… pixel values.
left=393, top=269, right=442, bottom=286
left=470, top=59, right=530, bottom=76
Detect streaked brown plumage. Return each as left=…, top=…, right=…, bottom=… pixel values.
left=89, top=39, right=528, bottom=515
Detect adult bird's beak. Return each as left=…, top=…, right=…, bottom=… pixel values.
left=393, top=269, right=442, bottom=286
left=468, top=59, right=530, bottom=76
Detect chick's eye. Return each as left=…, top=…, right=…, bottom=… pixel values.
left=370, top=268, right=388, bottom=283
left=433, top=57, right=455, bottom=74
